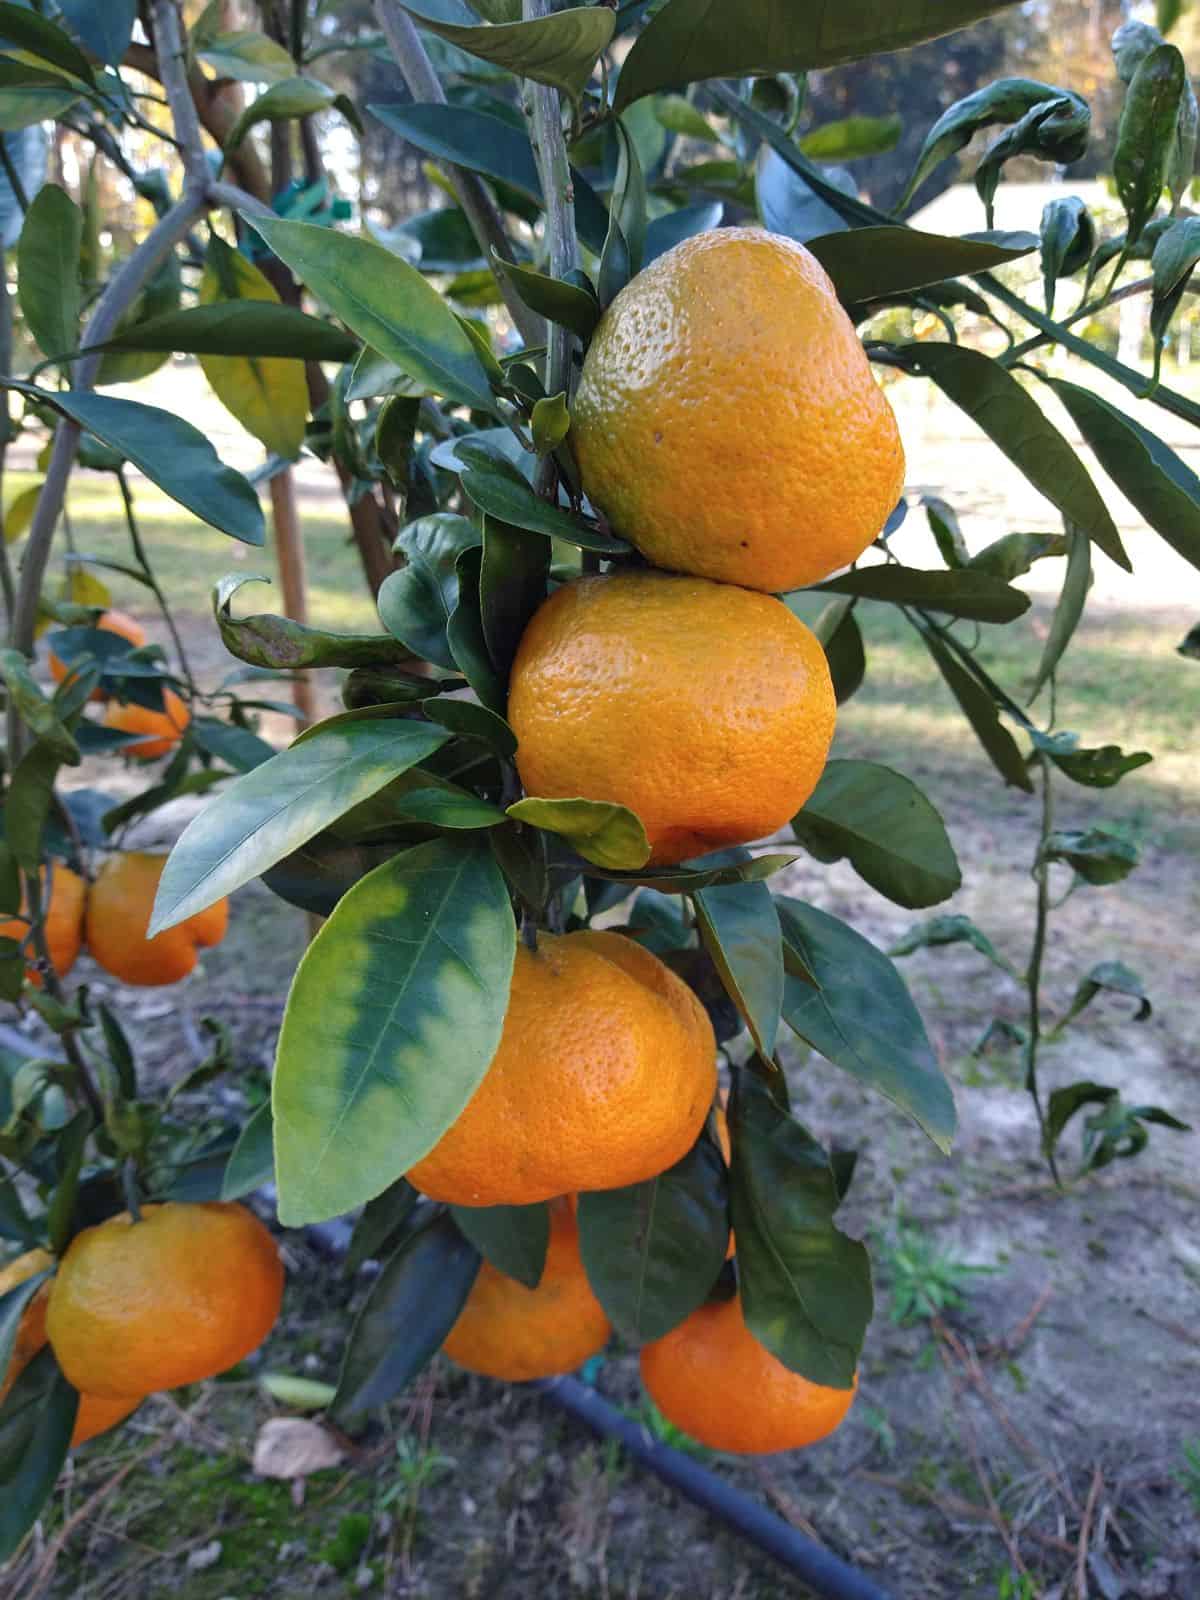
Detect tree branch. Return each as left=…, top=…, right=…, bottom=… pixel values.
left=149, top=0, right=211, bottom=195
left=523, top=0, right=578, bottom=406
left=373, top=0, right=545, bottom=348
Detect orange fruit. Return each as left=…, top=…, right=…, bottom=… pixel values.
left=640, top=1293, right=857, bottom=1454
left=0, top=864, right=86, bottom=987
left=102, top=686, right=189, bottom=760
left=49, top=609, right=147, bottom=701
left=86, top=852, right=228, bottom=986
left=409, top=929, right=716, bottom=1206
left=0, top=1248, right=144, bottom=1448
left=46, top=1202, right=283, bottom=1398
left=572, top=226, right=905, bottom=594
left=509, top=572, right=835, bottom=866
left=442, top=1201, right=610, bottom=1380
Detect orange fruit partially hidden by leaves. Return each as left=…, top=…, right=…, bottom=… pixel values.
left=572, top=226, right=905, bottom=593
left=409, top=929, right=716, bottom=1207
left=0, top=1248, right=144, bottom=1448
left=442, top=1201, right=610, bottom=1381
left=0, top=865, right=86, bottom=988
left=640, top=1293, right=857, bottom=1455
left=49, top=609, right=146, bottom=701
left=103, top=686, right=189, bottom=761
left=86, top=852, right=228, bottom=987
left=509, top=573, right=835, bottom=866
left=46, top=1202, right=283, bottom=1398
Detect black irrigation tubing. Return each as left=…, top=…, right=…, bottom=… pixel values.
left=303, top=1217, right=897, bottom=1600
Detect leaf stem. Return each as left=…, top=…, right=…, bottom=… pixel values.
left=116, top=468, right=198, bottom=698
left=1024, top=752, right=1061, bottom=1188
left=0, top=137, right=28, bottom=215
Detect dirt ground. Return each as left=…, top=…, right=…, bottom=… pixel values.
left=2, top=394, right=1199, bottom=1599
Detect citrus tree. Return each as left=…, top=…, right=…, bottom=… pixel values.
left=1, top=0, right=1196, bottom=1567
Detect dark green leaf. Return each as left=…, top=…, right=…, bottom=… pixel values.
left=0, top=1265, right=51, bottom=1393
left=812, top=597, right=865, bottom=704
left=446, top=546, right=506, bottom=714
left=420, top=695, right=517, bottom=758
left=1026, top=523, right=1090, bottom=704
left=894, top=345, right=1128, bottom=571
left=221, top=1102, right=274, bottom=1200
left=345, top=1178, right=419, bottom=1274
left=1040, top=196, right=1094, bottom=314
left=489, top=251, right=598, bottom=341
left=1031, top=732, right=1153, bottom=789
left=460, top=454, right=629, bottom=554
left=728, top=1072, right=872, bottom=1389
left=213, top=575, right=411, bottom=672
left=586, top=852, right=796, bottom=895
left=273, top=839, right=515, bottom=1226
left=644, top=201, right=725, bottom=264
left=226, top=76, right=362, bottom=148
left=260, top=833, right=404, bottom=917
left=1078, top=1094, right=1189, bottom=1172
left=918, top=624, right=1033, bottom=791
left=1057, top=960, right=1152, bottom=1031
left=449, top=1202, right=550, bottom=1289
left=149, top=718, right=449, bottom=935
left=88, top=301, right=358, bottom=362
left=577, top=1138, right=728, bottom=1342
left=888, top=912, right=1018, bottom=977
left=480, top=515, right=549, bottom=683
left=400, top=3, right=614, bottom=102
left=0, top=1346, right=77, bottom=1562
left=333, top=1210, right=480, bottom=1415
left=507, top=797, right=651, bottom=871
left=807, top=226, right=1035, bottom=306
left=694, top=872, right=783, bottom=1056
left=16, top=183, right=80, bottom=361
left=1149, top=217, right=1200, bottom=381
left=1113, top=44, right=1186, bottom=243
left=1042, top=826, right=1139, bottom=886
left=57, top=0, right=135, bottom=64
left=923, top=496, right=968, bottom=568
left=44, top=1110, right=88, bottom=1256
left=967, top=531, right=1067, bottom=579
left=599, top=116, right=647, bottom=306
left=793, top=760, right=961, bottom=910
left=192, top=717, right=275, bottom=774
left=245, top=218, right=496, bottom=415
left=807, top=563, right=1031, bottom=623
left=378, top=514, right=481, bottom=672
left=615, top=0, right=1022, bottom=111
left=973, top=95, right=1090, bottom=227
left=778, top=897, right=955, bottom=1151
left=6, top=742, right=64, bottom=872
left=0, top=1, right=94, bottom=84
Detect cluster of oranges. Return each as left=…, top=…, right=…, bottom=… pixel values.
left=421, top=230, right=903, bottom=1453
left=48, top=608, right=191, bottom=762
left=0, top=851, right=228, bottom=989
left=0, top=1202, right=283, bottom=1448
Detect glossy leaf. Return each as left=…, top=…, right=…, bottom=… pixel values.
left=446, top=546, right=505, bottom=715
left=599, top=116, right=647, bottom=306
left=615, top=0, right=1022, bottom=110
left=919, top=624, right=1033, bottom=792
left=273, top=839, right=515, bottom=1226
left=333, top=1210, right=481, bottom=1415
left=16, top=183, right=80, bottom=361
left=226, top=76, right=362, bottom=148
left=807, top=563, right=1030, bottom=622
left=896, top=344, right=1129, bottom=571
left=644, top=200, right=725, bottom=264
left=421, top=695, right=516, bottom=758
left=793, top=761, right=961, bottom=910
left=377, top=514, right=481, bottom=671
left=973, top=94, right=1090, bottom=226
left=728, top=1072, right=872, bottom=1388
left=507, top=797, right=651, bottom=872
left=0, top=1347, right=77, bottom=1563
left=149, top=719, right=448, bottom=935
left=1113, top=43, right=1186, bottom=243
left=221, top=1102, right=274, bottom=1200
left=694, top=873, right=782, bottom=1056
left=1040, top=196, right=1095, bottom=315
left=400, top=3, right=614, bottom=102
left=345, top=1178, right=420, bottom=1274
left=578, top=1139, right=728, bottom=1342
left=778, top=897, right=956, bottom=1152
left=489, top=251, right=598, bottom=341
left=449, top=1202, right=550, bottom=1289
left=806, top=225, right=1036, bottom=307
left=459, top=452, right=629, bottom=554
left=480, top=515, right=549, bottom=683
left=45, top=1110, right=88, bottom=1256
left=246, top=217, right=496, bottom=415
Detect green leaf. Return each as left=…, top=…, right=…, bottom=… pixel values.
left=599, top=115, right=648, bottom=306
left=25, top=388, right=264, bottom=547
left=345, top=1179, right=419, bottom=1274
left=1113, top=44, right=1186, bottom=244
left=459, top=451, right=629, bottom=554
left=1047, top=377, right=1200, bottom=574
left=57, top=0, right=135, bottom=64
left=273, top=839, right=515, bottom=1226
left=1040, top=196, right=1094, bottom=314
left=507, top=797, right=651, bottom=872
left=191, top=717, right=275, bottom=774
left=449, top=1202, right=550, bottom=1289
left=644, top=201, right=724, bottom=264
left=923, top=496, right=969, bottom=568
left=1032, top=733, right=1153, bottom=789
left=333, top=1210, right=481, bottom=1415
left=445, top=546, right=505, bottom=715
left=812, top=597, right=866, bottom=705
left=16, top=183, right=80, bottom=361
left=694, top=871, right=782, bottom=1057
left=87, top=301, right=358, bottom=362
left=1042, top=826, right=1139, bottom=886
left=654, top=94, right=721, bottom=142
left=421, top=695, right=517, bottom=759
left=400, top=2, right=614, bottom=102
left=261, top=834, right=411, bottom=918
left=378, top=516, right=480, bottom=673
left=578, top=1138, right=728, bottom=1342
left=806, top=564, right=1030, bottom=623
left=801, top=114, right=902, bottom=162
left=1027, top=524, right=1089, bottom=704
left=245, top=218, right=497, bottom=416
left=0, top=2, right=94, bottom=85
left=221, top=1102, right=274, bottom=1200
left=973, top=95, right=1091, bottom=227
left=480, top=515, right=549, bottom=683
left=6, top=743, right=65, bottom=872
left=793, top=760, right=961, bottom=910
left=616, top=0, right=1022, bottom=111
left=530, top=392, right=570, bottom=457
left=586, top=852, right=797, bottom=895
left=149, top=718, right=448, bottom=935
left=0, top=1347, right=77, bottom=1562
left=1148, top=217, right=1200, bottom=383
left=259, top=1374, right=337, bottom=1411
left=489, top=251, right=598, bottom=341
left=888, top=912, right=1019, bottom=978
left=45, top=1110, right=88, bottom=1256
left=918, top=624, right=1033, bottom=792
left=778, top=897, right=956, bottom=1152
left=197, top=235, right=309, bottom=460
left=728, top=1072, right=872, bottom=1389
left=967, top=531, right=1067, bottom=579
left=197, top=30, right=296, bottom=83
left=226, top=76, right=362, bottom=149
left=214, top=574, right=412, bottom=672
left=1057, top=960, right=1152, bottom=1031
left=0, top=1265, right=51, bottom=1394
left=894, top=345, right=1129, bottom=571
left=0, top=66, right=80, bottom=131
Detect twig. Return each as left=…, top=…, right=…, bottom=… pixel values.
left=116, top=468, right=198, bottom=697
left=1076, top=1467, right=1103, bottom=1599
left=980, top=1285, right=1053, bottom=1358
left=25, top=1442, right=159, bottom=1600
left=207, top=178, right=275, bottom=223
left=0, top=245, right=16, bottom=626
left=1000, top=276, right=1153, bottom=367
left=1025, top=752, right=1061, bottom=1187
left=523, top=0, right=578, bottom=414
left=373, top=0, right=544, bottom=347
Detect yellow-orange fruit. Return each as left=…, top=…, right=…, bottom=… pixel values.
left=572, top=226, right=905, bottom=593
left=509, top=572, right=835, bottom=866
left=640, top=1293, right=857, bottom=1454
left=102, top=686, right=189, bottom=761
left=49, top=609, right=146, bottom=701
left=442, top=1202, right=610, bottom=1381
left=46, top=1202, right=283, bottom=1398
left=86, top=852, right=227, bottom=986
left=409, top=929, right=716, bottom=1207
left=0, top=865, right=87, bottom=987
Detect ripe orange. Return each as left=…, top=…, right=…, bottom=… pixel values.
left=102, top=686, right=190, bottom=760
left=442, top=1201, right=610, bottom=1380
left=409, top=929, right=716, bottom=1207
left=49, top=609, right=147, bottom=701
left=0, top=1248, right=144, bottom=1447
left=640, top=1293, right=857, bottom=1454
left=572, top=226, right=905, bottom=594
left=86, top=852, right=228, bottom=986
left=46, top=1202, right=283, bottom=1398
left=508, top=572, right=836, bottom=865
left=0, top=864, right=86, bottom=987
